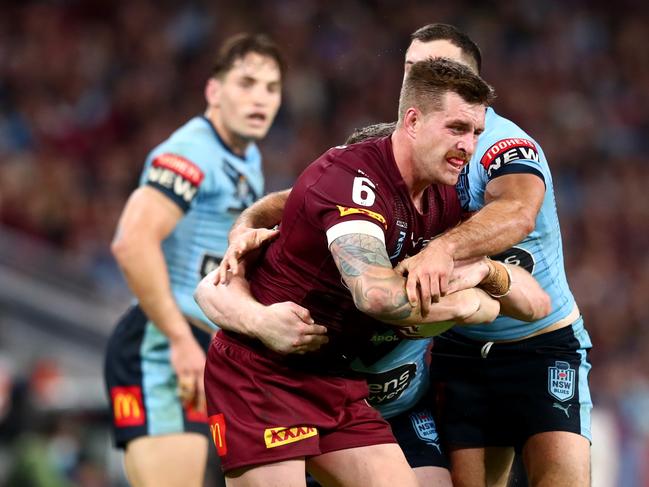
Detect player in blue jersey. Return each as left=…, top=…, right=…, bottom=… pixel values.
left=394, top=24, right=592, bottom=487
left=103, top=33, right=284, bottom=487
left=210, top=24, right=591, bottom=487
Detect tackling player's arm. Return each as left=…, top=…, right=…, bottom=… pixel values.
left=448, top=256, right=551, bottom=322
left=231, top=188, right=291, bottom=236
left=396, top=173, right=545, bottom=306
left=111, top=186, right=206, bottom=410
left=434, top=174, right=544, bottom=259
left=217, top=188, right=291, bottom=283
left=497, top=262, right=551, bottom=321
left=194, top=273, right=328, bottom=354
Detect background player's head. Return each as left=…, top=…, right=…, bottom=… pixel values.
left=205, top=33, right=285, bottom=151
left=344, top=23, right=484, bottom=147
left=405, top=23, right=482, bottom=76
left=396, top=58, right=494, bottom=186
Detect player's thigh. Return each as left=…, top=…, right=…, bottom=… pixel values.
left=307, top=443, right=419, bottom=487
left=413, top=465, right=453, bottom=486
left=522, top=431, right=590, bottom=487
left=387, top=407, right=451, bottom=486
left=449, top=446, right=514, bottom=487
left=124, top=433, right=208, bottom=487
left=225, top=459, right=307, bottom=487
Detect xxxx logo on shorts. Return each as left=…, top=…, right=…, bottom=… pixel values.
left=111, top=386, right=145, bottom=427
left=264, top=426, right=318, bottom=448
left=209, top=414, right=227, bottom=456
left=547, top=361, right=575, bottom=401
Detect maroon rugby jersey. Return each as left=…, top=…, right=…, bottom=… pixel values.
left=243, top=136, right=461, bottom=371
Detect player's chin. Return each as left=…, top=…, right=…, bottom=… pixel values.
left=443, top=171, right=462, bottom=186
left=242, top=125, right=271, bottom=140
left=446, top=163, right=467, bottom=182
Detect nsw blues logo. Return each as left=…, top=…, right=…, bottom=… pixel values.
left=410, top=409, right=441, bottom=453
left=547, top=361, right=575, bottom=402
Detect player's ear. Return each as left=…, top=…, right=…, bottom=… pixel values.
left=205, top=78, right=222, bottom=107
left=403, top=107, right=420, bottom=139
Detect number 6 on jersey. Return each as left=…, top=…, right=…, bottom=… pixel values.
left=352, top=176, right=376, bottom=207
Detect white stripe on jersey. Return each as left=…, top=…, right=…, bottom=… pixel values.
left=326, top=220, right=385, bottom=247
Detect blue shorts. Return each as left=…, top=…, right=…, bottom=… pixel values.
left=387, top=402, right=449, bottom=469
left=103, top=305, right=211, bottom=448
left=430, top=318, right=592, bottom=450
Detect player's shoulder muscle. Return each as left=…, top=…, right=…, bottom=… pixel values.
left=476, top=110, right=546, bottom=182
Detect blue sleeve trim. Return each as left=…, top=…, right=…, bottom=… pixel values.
left=145, top=181, right=191, bottom=213
left=490, top=163, right=546, bottom=188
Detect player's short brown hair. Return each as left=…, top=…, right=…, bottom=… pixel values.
left=212, top=33, right=286, bottom=79
left=397, top=58, right=495, bottom=123
left=410, top=23, right=482, bottom=73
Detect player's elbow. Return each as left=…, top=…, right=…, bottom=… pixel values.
left=110, top=234, right=132, bottom=265
left=355, top=297, right=391, bottom=318
left=352, top=285, right=405, bottom=320
left=513, top=204, right=537, bottom=237
left=513, top=290, right=552, bottom=322
left=518, top=214, right=536, bottom=237
left=529, top=291, right=552, bottom=321
left=193, top=275, right=213, bottom=310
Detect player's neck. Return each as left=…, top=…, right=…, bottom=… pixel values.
left=206, top=110, right=249, bottom=157
left=391, top=130, right=428, bottom=210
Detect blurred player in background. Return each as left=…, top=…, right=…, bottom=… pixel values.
left=103, top=33, right=284, bottom=487
left=214, top=24, right=591, bottom=487
left=198, top=59, right=496, bottom=487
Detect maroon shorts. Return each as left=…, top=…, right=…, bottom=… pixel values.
left=204, top=331, right=396, bottom=472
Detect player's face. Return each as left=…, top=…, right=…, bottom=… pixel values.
left=413, top=92, right=485, bottom=186
left=404, top=39, right=477, bottom=76
left=211, top=52, right=282, bottom=143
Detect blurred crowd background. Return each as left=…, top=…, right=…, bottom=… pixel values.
left=1, top=0, right=648, bottom=485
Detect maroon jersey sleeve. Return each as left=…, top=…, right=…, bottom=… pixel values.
left=303, top=145, right=392, bottom=247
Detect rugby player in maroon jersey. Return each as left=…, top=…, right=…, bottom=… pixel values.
left=200, top=58, right=496, bottom=487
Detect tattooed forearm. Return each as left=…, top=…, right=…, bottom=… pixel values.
left=331, top=233, right=412, bottom=319
left=331, top=233, right=392, bottom=277
left=330, top=232, right=476, bottom=325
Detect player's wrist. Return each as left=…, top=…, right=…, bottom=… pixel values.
left=167, top=322, right=195, bottom=344
left=228, top=222, right=252, bottom=244
left=478, top=259, right=512, bottom=298
left=433, top=235, right=457, bottom=259
left=240, top=302, right=268, bottom=339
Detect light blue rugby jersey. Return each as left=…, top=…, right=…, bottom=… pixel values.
left=138, top=116, right=263, bottom=327
left=455, top=107, right=576, bottom=340
left=350, top=330, right=431, bottom=419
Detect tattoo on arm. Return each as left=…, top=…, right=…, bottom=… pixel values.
left=330, top=233, right=412, bottom=321
left=332, top=234, right=392, bottom=276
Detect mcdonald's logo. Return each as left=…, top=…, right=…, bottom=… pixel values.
left=209, top=414, right=227, bottom=456
left=110, top=386, right=145, bottom=427
left=264, top=426, right=318, bottom=448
